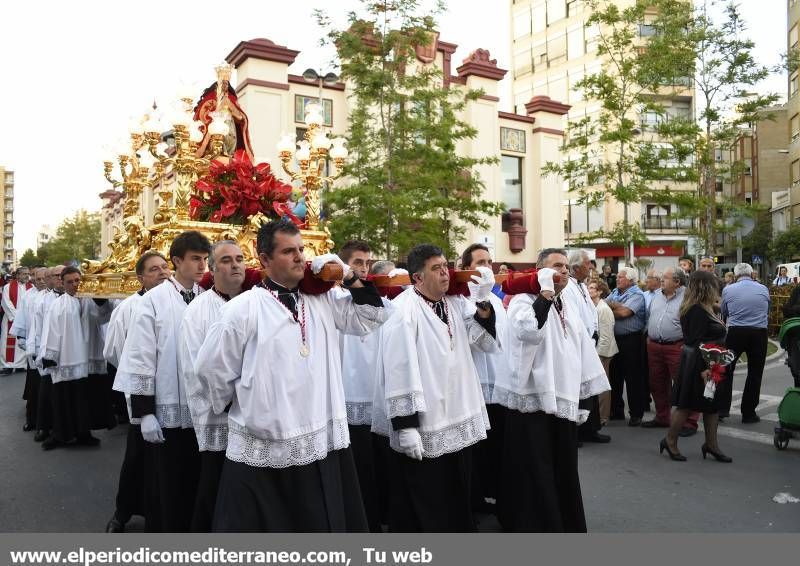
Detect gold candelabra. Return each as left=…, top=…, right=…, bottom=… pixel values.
left=83, top=64, right=338, bottom=297
left=276, top=103, right=348, bottom=230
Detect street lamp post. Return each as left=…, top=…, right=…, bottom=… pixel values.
left=302, top=68, right=339, bottom=116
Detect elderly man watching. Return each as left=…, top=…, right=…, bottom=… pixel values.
left=643, top=269, right=661, bottom=311
left=606, top=266, right=648, bottom=426
left=642, top=268, right=694, bottom=430
left=564, top=250, right=610, bottom=445
left=719, top=263, right=771, bottom=423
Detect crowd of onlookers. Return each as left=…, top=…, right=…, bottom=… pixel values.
left=559, top=255, right=793, bottom=462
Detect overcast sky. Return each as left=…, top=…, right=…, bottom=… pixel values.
left=0, top=0, right=787, bottom=253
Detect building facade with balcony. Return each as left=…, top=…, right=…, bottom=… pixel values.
left=100, top=36, right=569, bottom=266
left=0, top=166, right=15, bottom=269
left=511, top=0, right=695, bottom=271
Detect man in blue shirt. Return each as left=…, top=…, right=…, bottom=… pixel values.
left=719, top=263, right=771, bottom=423
left=606, top=266, right=648, bottom=426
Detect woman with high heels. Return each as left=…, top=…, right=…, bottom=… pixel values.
left=660, top=270, right=732, bottom=463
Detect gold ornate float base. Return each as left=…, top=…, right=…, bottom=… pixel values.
left=78, top=213, right=333, bottom=298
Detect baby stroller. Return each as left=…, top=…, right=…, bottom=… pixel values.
left=774, top=317, right=800, bottom=450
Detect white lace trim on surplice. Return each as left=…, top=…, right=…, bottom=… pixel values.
left=346, top=401, right=372, bottom=426
left=155, top=403, right=193, bottom=429
left=386, top=391, right=426, bottom=419
left=493, top=386, right=588, bottom=423
left=225, top=418, right=350, bottom=469
left=390, top=413, right=488, bottom=458
left=193, top=423, right=228, bottom=452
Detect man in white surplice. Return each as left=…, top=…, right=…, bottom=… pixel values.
left=195, top=220, right=389, bottom=532
left=563, top=249, right=611, bottom=445
left=11, top=267, right=46, bottom=431
left=118, top=230, right=211, bottom=532
left=104, top=250, right=170, bottom=533
left=376, top=243, right=496, bottom=532
left=38, top=266, right=112, bottom=450
left=178, top=240, right=244, bottom=533
left=494, top=248, right=609, bottom=532
left=460, top=243, right=510, bottom=514
left=29, top=266, right=63, bottom=442
left=335, top=241, right=399, bottom=533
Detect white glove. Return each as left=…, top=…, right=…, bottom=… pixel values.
left=387, top=268, right=408, bottom=278
left=310, top=253, right=350, bottom=277
left=537, top=268, right=558, bottom=294
left=18, top=338, right=26, bottom=350
left=398, top=428, right=424, bottom=461
left=140, top=414, right=164, bottom=444
left=468, top=266, right=495, bottom=302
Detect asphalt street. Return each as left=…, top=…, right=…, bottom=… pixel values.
left=1, top=352, right=798, bottom=533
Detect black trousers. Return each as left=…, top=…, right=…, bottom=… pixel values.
left=22, top=365, right=39, bottom=428
left=388, top=446, right=475, bottom=532
left=720, top=327, right=768, bottom=417
left=610, top=332, right=645, bottom=419
left=577, top=395, right=601, bottom=439
left=36, top=373, right=53, bottom=432
left=472, top=404, right=506, bottom=508
left=349, top=424, right=383, bottom=533
left=213, top=449, right=367, bottom=533
left=115, top=424, right=144, bottom=522
left=50, top=378, right=91, bottom=443
left=191, top=450, right=226, bottom=533
left=498, top=410, right=586, bottom=533
left=152, top=427, right=200, bottom=532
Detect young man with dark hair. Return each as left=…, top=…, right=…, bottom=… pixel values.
left=118, top=230, right=211, bottom=531
left=460, top=243, right=510, bottom=514
left=376, top=243, right=496, bottom=531
left=196, top=219, right=388, bottom=532
left=38, top=267, right=113, bottom=450
left=338, top=240, right=372, bottom=277
left=104, top=251, right=170, bottom=533
left=336, top=239, right=396, bottom=531
left=178, top=240, right=245, bottom=532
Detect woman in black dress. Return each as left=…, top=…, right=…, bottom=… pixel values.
left=660, top=271, right=732, bottom=462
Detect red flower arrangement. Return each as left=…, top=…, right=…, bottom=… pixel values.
left=191, top=149, right=302, bottom=226
left=699, top=343, right=736, bottom=399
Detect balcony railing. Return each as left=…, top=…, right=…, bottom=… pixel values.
left=641, top=215, right=695, bottom=232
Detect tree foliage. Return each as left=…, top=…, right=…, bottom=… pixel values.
left=18, top=249, right=40, bottom=268
left=682, top=0, right=779, bottom=256
left=36, top=210, right=101, bottom=266
left=315, top=0, right=503, bottom=260
left=769, top=225, right=800, bottom=263
left=544, top=0, right=697, bottom=263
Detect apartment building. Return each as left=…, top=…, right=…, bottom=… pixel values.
left=510, top=0, right=695, bottom=271
left=0, top=166, right=15, bottom=268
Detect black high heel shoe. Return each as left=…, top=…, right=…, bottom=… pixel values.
left=701, top=444, right=732, bottom=463
left=659, top=438, right=687, bottom=461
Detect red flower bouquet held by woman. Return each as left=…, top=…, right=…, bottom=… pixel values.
left=699, top=343, right=736, bottom=400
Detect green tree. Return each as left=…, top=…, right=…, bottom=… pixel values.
left=315, top=0, right=503, bottom=260
left=18, top=249, right=40, bottom=268
left=37, top=210, right=101, bottom=266
left=676, top=1, right=779, bottom=257
left=544, top=0, right=697, bottom=264
left=769, top=225, right=800, bottom=263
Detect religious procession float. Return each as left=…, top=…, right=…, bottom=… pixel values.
left=79, top=64, right=534, bottom=298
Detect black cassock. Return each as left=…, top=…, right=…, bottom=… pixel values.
left=212, top=448, right=367, bottom=532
